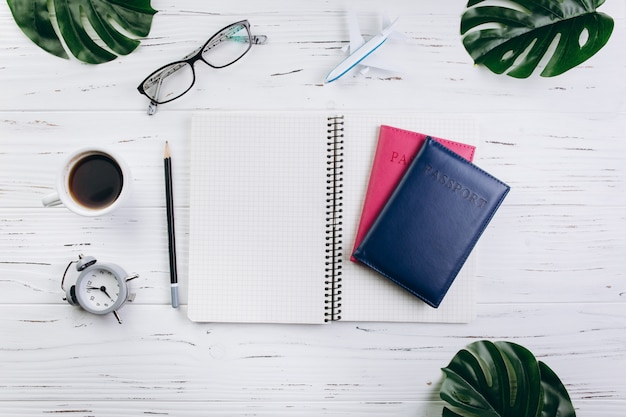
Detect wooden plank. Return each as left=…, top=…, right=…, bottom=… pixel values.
left=0, top=400, right=623, bottom=416
left=1, top=111, right=624, bottom=208
left=0, top=303, right=624, bottom=407
left=0, top=202, right=623, bottom=304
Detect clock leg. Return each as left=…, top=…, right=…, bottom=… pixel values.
left=113, top=310, right=122, bottom=324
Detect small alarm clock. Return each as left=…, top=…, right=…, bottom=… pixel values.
left=61, top=254, right=138, bottom=324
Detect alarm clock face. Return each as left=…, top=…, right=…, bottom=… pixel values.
left=74, top=264, right=128, bottom=315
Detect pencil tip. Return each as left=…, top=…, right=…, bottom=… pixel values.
left=164, top=141, right=170, bottom=158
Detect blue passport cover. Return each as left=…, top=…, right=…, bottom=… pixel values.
left=353, top=137, right=510, bottom=308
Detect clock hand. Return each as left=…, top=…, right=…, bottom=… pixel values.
left=86, top=286, right=114, bottom=301
left=99, top=286, right=114, bottom=301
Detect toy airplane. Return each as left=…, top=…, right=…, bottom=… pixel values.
left=324, top=12, right=402, bottom=83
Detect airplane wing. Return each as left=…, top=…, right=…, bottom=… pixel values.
left=358, top=53, right=401, bottom=74
left=354, top=14, right=404, bottom=74
left=347, top=11, right=366, bottom=53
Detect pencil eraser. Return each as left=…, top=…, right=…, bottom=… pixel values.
left=171, top=285, right=179, bottom=309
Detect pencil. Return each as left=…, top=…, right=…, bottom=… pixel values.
left=164, top=141, right=179, bottom=308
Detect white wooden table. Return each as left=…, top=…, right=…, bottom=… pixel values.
left=1, top=1, right=625, bottom=415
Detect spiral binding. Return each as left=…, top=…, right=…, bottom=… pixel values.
left=324, top=115, right=344, bottom=321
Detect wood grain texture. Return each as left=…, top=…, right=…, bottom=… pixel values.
left=1, top=0, right=624, bottom=415
left=1, top=305, right=624, bottom=402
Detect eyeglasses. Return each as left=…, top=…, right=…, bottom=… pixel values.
left=137, top=20, right=267, bottom=115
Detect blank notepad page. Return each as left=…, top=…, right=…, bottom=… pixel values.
left=188, top=112, right=329, bottom=323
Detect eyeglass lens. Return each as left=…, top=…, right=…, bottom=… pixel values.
left=141, top=22, right=252, bottom=105
left=203, top=23, right=251, bottom=68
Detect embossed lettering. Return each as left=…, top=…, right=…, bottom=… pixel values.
left=422, top=163, right=488, bottom=208
left=390, top=151, right=409, bottom=165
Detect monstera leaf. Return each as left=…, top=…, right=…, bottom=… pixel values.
left=7, top=0, right=157, bottom=64
left=440, top=340, right=576, bottom=417
left=460, top=0, right=614, bottom=78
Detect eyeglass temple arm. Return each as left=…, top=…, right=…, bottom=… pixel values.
left=229, top=34, right=268, bottom=45
left=147, top=76, right=163, bottom=115
left=205, top=34, right=268, bottom=50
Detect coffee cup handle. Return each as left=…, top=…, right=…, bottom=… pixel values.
left=42, top=192, right=62, bottom=207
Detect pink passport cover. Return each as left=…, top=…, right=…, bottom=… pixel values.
left=351, top=125, right=476, bottom=262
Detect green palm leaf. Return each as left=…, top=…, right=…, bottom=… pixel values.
left=440, top=340, right=576, bottom=417
left=460, top=0, right=614, bottom=78
left=7, top=0, right=157, bottom=64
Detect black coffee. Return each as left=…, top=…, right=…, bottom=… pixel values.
left=69, top=154, right=123, bottom=209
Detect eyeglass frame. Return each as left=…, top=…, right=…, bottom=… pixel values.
left=137, top=19, right=267, bottom=115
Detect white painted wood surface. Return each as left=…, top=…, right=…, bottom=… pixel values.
left=1, top=1, right=625, bottom=415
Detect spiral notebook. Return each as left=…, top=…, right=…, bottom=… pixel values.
left=188, top=111, right=479, bottom=324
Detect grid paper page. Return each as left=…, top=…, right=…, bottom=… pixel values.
left=188, top=112, right=329, bottom=323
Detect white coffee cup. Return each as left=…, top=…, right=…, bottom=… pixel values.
left=42, top=147, right=132, bottom=216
